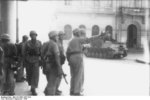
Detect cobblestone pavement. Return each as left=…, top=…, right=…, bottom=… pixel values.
left=15, top=53, right=149, bottom=96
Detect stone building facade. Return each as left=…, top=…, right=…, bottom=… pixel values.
left=0, top=0, right=150, bottom=49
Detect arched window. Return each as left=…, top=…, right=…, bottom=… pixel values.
left=92, top=25, right=100, bottom=36
left=64, top=24, right=72, bottom=40
left=105, top=25, right=113, bottom=38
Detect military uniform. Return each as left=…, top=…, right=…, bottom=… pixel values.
left=41, top=31, right=62, bottom=95
left=0, top=47, right=4, bottom=95
left=56, top=38, right=66, bottom=95
left=24, top=39, right=42, bottom=91
left=0, top=34, right=17, bottom=95
left=66, top=29, right=99, bottom=95
left=15, top=42, right=25, bottom=82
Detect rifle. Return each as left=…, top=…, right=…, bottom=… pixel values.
left=135, top=59, right=150, bottom=65
left=62, top=73, right=68, bottom=85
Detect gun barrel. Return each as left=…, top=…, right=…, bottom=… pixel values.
left=63, top=74, right=68, bottom=84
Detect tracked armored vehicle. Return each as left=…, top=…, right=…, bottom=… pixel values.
left=84, top=33, right=127, bottom=59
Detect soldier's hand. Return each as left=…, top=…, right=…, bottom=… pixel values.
left=58, top=68, right=63, bottom=77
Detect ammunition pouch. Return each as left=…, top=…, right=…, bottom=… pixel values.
left=27, top=48, right=40, bottom=56
left=42, top=55, right=55, bottom=75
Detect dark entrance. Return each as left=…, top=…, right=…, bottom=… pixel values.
left=92, top=25, right=100, bottom=36
left=127, top=24, right=137, bottom=48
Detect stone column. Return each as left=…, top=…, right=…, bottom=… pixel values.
left=1, top=0, right=17, bottom=43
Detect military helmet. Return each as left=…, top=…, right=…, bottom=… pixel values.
left=0, top=34, right=10, bottom=40
left=58, top=31, right=64, bottom=36
left=48, top=31, right=57, bottom=38
left=73, top=28, right=80, bottom=37
left=30, top=31, right=37, bottom=36
left=23, top=35, right=28, bottom=39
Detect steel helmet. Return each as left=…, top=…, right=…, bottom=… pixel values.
left=48, top=31, right=57, bottom=38
left=30, top=31, right=37, bottom=37
left=0, top=34, right=10, bottom=40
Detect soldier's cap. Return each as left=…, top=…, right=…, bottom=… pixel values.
left=0, top=34, right=10, bottom=40
left=80, top=29, right=86, bottom=34
left=48, top=31, right=57, bottom=38
left=73, top=28, right=80, bottom=36
left=23, top=35, right=28, bottom=38
left=58, top=31, right=64, bottom=36
left=30, top=31, right=37, bottom=36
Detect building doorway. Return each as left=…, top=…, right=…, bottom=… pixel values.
left=127, top=24, right=137, bottom=48
left=92, top=25, right=100, bottom=36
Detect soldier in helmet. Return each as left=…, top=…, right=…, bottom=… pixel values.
left=0, top=34, right=17, bottom=95
left=66, top=28, right=100, bottom=96
left=55, top=31, right=66, bottom=95
left=0, top=46, right=4, bottom=95
left=41, top=31, right=63, bottom=95
left=24, top=31, right=42, bottom=95
left=16, top=35, right=28, bottom=82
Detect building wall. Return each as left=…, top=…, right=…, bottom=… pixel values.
left=1, top=0, right=148, bottom=46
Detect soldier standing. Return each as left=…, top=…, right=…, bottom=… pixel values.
left=0, top=46, right=4, bottom=95
left=56, top=31, right=66, bottom=95
left=16, top=35, right=28, bottom=82
left=24, top=31, right=42, bottom=95
left=0, top=34, right=17, bottom=95
left=41, top=31, right=63, bottom=96
left=66, top=28, right=100, bottom=96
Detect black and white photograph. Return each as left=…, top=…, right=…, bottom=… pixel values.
left=0, top=0, right=150, bottom=98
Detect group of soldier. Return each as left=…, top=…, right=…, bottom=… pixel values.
left=0, top=28, right=101, bottom=96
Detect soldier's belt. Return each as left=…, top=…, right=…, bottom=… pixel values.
left=27, top=54, right=40, bottom=56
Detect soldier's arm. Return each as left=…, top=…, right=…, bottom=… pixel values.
left=23, top=42, right=28, bottom=57
left=0, top=48, right=4, bottom=75
left=53, top=43, right=63, bottom=75
left=79, top=35, right=100, bottom=44
left=21, top=43, right=25, bottom=58
left=66, top=46, right=71, bottom=62
left=41, top=42, right=48, bottom=60
left=39, top=41, right=42, bottom=57
left=12, top=44, right=18, bottom=61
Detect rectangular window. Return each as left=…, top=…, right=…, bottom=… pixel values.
left=100, top=0, right=113, bottom=8
left=93, top=0, right=100, bottom=8
left=64, top=0, right=72, bottom=6
left=135, top=0, right=142, bottom=8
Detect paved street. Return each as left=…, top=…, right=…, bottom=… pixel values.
left=14, top=52, right=149, bottom=96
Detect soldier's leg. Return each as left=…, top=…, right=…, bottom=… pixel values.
left=16, top=62, right=24, bottom=82
left=46, top=69, right=58, bottom=95
left=69, top=62, right=76, bottom=95
left=2, top=65, right=9, bottom=95
left=81, top=63, right=84, bottom=93
left=31, top=62, right=39, bottom=89
left=73, top=61, right=84, bottom=95
left=31, top=62, right=39, bottom=95
left=7, top=69, right=15, bottom=95
left=55, top=76, right=62, bottom=95
left=0, top=70, right=4, bottom=95
left=44, top=74, right=50, bottom=96
left=26, top=62, right=32, bottom=86
left=69, top=55, right=84, bottom=95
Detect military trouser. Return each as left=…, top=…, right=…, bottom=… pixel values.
left=69, top=54, right=84, bottom=95
left=44, top=63, right=59, bottom=96
left=56, top=76, right=62, bottom=91
left=26, top=62, right=39, bottom=89
left=16, top=60, right=24, bottom=82
left=0, top=70, right=4, bottom=95
left=2, top=59, right=15, bottom=95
